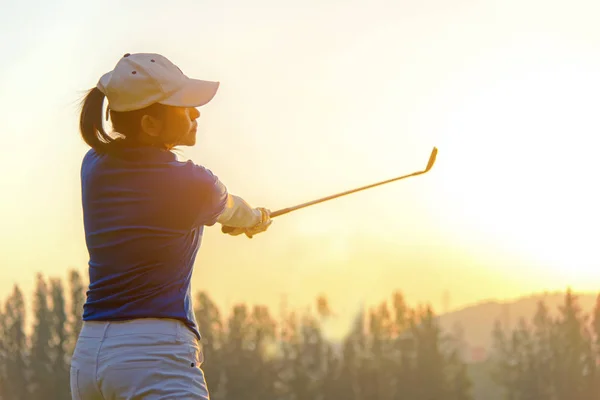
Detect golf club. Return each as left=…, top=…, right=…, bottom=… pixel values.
left=222, top=146, right=438, bottom=234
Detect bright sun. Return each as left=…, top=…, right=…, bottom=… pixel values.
left=427, top=43, right=600, bottom=287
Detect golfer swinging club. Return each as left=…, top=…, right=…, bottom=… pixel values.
left=70, top=53, right=271, bottom=399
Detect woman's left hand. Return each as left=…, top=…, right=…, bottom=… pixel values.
left=223, top=208, right=272, bottom=238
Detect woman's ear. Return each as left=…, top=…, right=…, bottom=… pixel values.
left=140, top=114, right=163, bottom=138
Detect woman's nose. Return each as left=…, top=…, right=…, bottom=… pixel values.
left=190, top=108, right=200, bottom=119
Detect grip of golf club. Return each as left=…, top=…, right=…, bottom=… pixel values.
left=221, top=208, right=288, bottom=235
left=221, top=225, right=236, bottom=234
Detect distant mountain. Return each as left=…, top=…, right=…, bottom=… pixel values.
left=437, top=290, right=600, bottom=363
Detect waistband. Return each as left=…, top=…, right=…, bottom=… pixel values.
left=79, top=318, right=197, bottom=342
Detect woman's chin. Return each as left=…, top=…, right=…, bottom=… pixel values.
left=178, top=131, right=197, bottom=146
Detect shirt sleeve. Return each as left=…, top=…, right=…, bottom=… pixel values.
left=188, top=163, right=229, bottom=227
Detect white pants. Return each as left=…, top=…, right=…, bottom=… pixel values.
left=70, top=318, right=210, bottom=400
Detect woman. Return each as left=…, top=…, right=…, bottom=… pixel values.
left=70, top=52, right=272, bottom=399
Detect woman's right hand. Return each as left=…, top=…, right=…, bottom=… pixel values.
left=222, top=208, right=272, bottom=238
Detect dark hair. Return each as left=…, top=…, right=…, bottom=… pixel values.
left=79, top=87, right=113, bottom=152
left=79, top=87, right=168, bottom=152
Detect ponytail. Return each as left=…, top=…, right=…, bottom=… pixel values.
left=79, top=87, right=114, bottom=152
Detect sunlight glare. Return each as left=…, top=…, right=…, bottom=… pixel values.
left=430, top=46, right=600, bottom=285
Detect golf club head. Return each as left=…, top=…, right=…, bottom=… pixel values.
left=424, top=147, right=438, bottom=172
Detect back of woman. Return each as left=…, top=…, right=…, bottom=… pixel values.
left=71, top=53, right=272, bottom=400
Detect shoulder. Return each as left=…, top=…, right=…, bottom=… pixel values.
left=181, top=160, right=218, bottom=182
left=81, top=148, right=101, bottom=176
left=175, top=160, right=226, bottom=193
left=167, top=159, right=229, bottom=225
left=177, top=159, right=228, bottom=195
left=82, top=148, right=98, bottom=163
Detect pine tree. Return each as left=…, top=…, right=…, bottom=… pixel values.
left=532, top=300, right=556, bottom=399
left=589, top=293, right=600, bottom=398
left=336, top=305, right=366, bottom=400
left=321, top=342, right=341, bottom=400
left=30, top=273, right=54, bottom=399
left=0, top=303, right=6, bottom=399
left=247, top=305, right=279, bottom=400
left=580, top=324, right=598, bottom=400
left=441, top=316, right=472, bottom=400
left=279, top=309, right=301, bottom=400
left=68, top=269, right=85, bottom=355
left=3, top=285, right=29, bottom=400
left=444, top=348, right=473, bottom=400
left=508, top=324, right=528, bottom=400
left=50, top=278, right=69, bottom=400
left=490, top=319, right=516, bottom=399
left=338, top=332, right=360, bottom=400
left=412, top=305, right=446, bottom=400
left=513, top=318, right=546, bottom=399
left=492, top=315, right=546, bottom=400
left=357, top=306, right=378, bottom=400
left=194, top=291, right=224, bottom=398
left=284, top=314, right=326, bottom=400
left=220, top=303, right=280, bottom=400
left=576, top=294, right=599, bottom=400
left=392, top=292, right=415, bottom=400
left=553, top=289, right=587, bottom=400
left=222, top=304, right=254, bottom=400
left=364, top=301, right=395, bottom=400
left=315, top=295, right=341, bottom=400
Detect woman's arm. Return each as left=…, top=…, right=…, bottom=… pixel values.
left=215, top=194, right=263, bottom=228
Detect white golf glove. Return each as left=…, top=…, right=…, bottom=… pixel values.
left=224, top=207, right=272, bottom=239
left=224, top=207, right=272, bottom=238
left=216, top=195, right=272, bottom=238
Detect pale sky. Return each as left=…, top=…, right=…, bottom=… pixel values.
left=1, top=0, right=599, bottom=335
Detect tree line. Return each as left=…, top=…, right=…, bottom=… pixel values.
left=0, top=270, right=599, bottom=399
left=0, top=270, right=471, bottom=400
left=490, top=288, right=600, bottom=400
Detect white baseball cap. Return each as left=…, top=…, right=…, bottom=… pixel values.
left=97, top=53, right=220, bottom=112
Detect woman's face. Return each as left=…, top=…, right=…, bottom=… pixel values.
left=161, top=106, right=201, bottom=147
left=140, top=106, right=201, bottom=148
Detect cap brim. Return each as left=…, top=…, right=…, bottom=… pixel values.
left=159, top=78, right=220, bottom=108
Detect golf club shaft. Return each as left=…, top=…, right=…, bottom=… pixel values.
left=222, top=147, right=437, bottom=233
left=272, top=172, right=428, bottom=217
